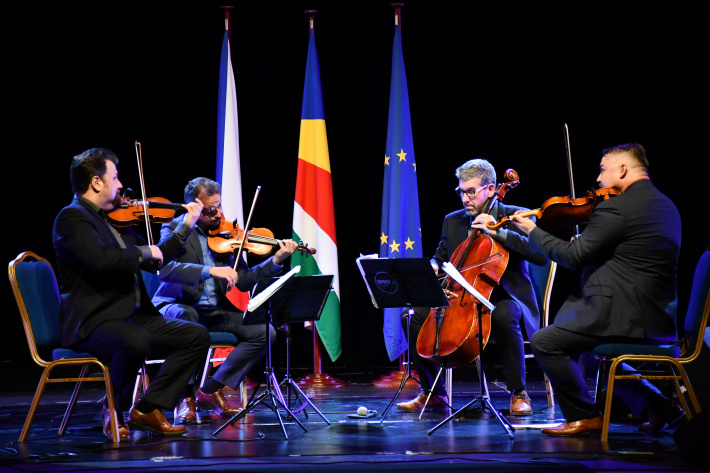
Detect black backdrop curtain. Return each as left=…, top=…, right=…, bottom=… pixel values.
left=3, top=0, right=708, bottom=370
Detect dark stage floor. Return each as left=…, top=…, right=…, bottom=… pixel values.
left=0, top=364, right=707, bottom=473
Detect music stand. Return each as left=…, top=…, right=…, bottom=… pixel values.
left=356, top=256, right=450, bottom=423
left=426, top=262, right=515, bottom=439
left=213, top=269, right=334, bottom=439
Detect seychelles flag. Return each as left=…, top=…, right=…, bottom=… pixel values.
left=292, top=28, right=342, bottom=362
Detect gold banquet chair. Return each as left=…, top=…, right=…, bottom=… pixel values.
left=9, top=251, right=122, bottom=443
left=592, top=250, right=710, bottom=442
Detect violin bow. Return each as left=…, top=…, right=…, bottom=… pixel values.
left=562, top=124, right=581, bottom=236
left=134, top=141, right=155, bottom=245
left=228, top=185, right=261, bottom=294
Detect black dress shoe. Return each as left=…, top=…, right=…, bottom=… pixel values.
left=639, top=399, right=685, bottom=433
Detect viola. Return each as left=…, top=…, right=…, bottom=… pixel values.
left=208, top=219, right=316, bottom=257
left=486, top=187, right=620, bottom=233
left=416, top=169, right=518, bottom=369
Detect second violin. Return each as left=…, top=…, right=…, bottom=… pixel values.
left=208, top=220, right=316, bottom=257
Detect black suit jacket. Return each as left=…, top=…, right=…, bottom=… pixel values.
left=529, top=179, right=681, bottom=342
left=433, top=200, right=548, bottom=337
left=151, top=215, right=283, bottom=309
left=52, top=196, right=186, bottom=346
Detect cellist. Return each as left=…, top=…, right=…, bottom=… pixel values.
left=397, top=159, right=548, bottom=415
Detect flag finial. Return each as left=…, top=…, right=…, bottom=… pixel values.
left=221, top=6, right=234, bottom=38
left=391, top=3, right=404, bottom=27
left=304, top=10, right=318, bottom=31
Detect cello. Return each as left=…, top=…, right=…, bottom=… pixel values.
left=416, top=170, right=519, bottom=369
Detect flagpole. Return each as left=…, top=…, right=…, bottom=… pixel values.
left=372, top=2, right=418, bottom=389
left=295, top=9, right=346, bottom=389
left=215, top=4, right=256, bottom=397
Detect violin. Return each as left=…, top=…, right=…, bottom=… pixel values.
left=486, top=187, right=620, bottom=233
left=106, top=195, right=217, bottom=227
left=416, top=169, right=519, bottom=369
left=208, top=219, right=316, bottom=257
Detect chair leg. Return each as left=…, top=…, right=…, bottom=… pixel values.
left=544, top=373, right=555, bottom=408
left=239, top=380, right=247, bottom=408
left=100, top=364, right=120, bottom=443
left=200, top=348, right=216, bottom=388
left=19, top=368, right=52, bottom=442
left=601, top=358, right=621, bottom=443
left=58, top=364, right=90, bottom=435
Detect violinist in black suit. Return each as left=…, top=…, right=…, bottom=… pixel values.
left=397, top=159, right=547, bottom=416
left=513, top=143, right=683, bottom=436
left=52, top=148, right=210, bottom=440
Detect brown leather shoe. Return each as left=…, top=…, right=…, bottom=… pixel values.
left=196, top=388, right=242, bottom=416
left=510, top=391, right=533, bottom=416
left=639, top=399, right=685, bottom=433
left=541, top=415, right=603, bottom=436
left=174, top=397, right=197, bottom=425
left=128, top=407, right=188, bottom=436
left=396, top=393, right=449, bottom=411
left=101, top=403, right=130, bottom=441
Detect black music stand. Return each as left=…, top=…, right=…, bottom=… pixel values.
left=426, top=262, right=515, bottom=439
left=212, top=270, right=334, bottom=439
left=356, top=256, right=450, bottom=423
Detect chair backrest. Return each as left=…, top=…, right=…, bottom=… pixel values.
left=682, top=251, right=710, bottom=359
left=528, top=259, right=557, bottom=328
left=8, top=252, right=62, bottom=366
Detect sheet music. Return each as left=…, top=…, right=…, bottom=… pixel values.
left=356, top=254, right=379, bottom=307
left=247, top=265, right=301, bottom=313
left=441, top=262, right=496, bottom=312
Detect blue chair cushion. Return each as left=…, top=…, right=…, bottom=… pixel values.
left=592, top=343, right=681, bottom=358
left=209, top=332, right=239, bottom=345
left=52, top=348, right=97, bottom=360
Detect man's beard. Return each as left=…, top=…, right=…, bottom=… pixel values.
left=206, top=218, right=221, bottom=231
left=464, top=203, right=483, bottom=217
left=110, top=192, right=123, bottom=209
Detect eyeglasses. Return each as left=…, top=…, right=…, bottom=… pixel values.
left=455, top=186, right=487, bottom=199
left=201, top=203, right=222, bottom=217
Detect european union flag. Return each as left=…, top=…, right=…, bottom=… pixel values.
left=379, top=24, right=423, bottom=361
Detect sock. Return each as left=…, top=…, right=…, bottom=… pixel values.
left=135, top=399, right=158, bottom=413
left=201, top=378, right=223, bottom=395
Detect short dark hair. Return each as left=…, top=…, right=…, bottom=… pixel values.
left=184, top=177, right=221, bottom=204
left=70, top=148, right=119, bottom=194
left=602, top=142, right=649, bottom=173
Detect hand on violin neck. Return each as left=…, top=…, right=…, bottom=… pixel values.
left=209, top=266, right=238, bottom=287
left=510, top=214, right=536, bottom=235
left=273, top=239, right=299, bottom=265
left=182, top=198, right=204, bottom=229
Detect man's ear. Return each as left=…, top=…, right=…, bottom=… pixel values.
left=90, top=175, right=103, bottom=193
